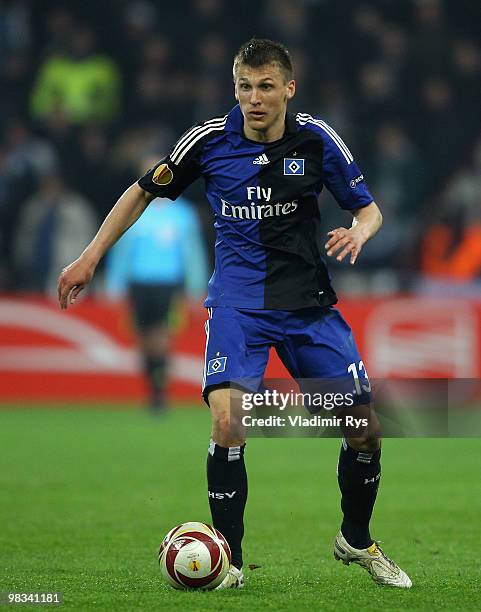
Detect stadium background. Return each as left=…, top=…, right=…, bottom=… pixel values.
left=1, top=0, right=481, bottom=401
left=2, top=1, right=481, bottom=610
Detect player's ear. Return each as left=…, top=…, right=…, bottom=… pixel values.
left=233, top=65, right=239, bottom=101
left=286, top=80, right=296, bottom=100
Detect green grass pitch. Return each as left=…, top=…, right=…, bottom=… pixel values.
left=1, top=407, right=480, bottom=611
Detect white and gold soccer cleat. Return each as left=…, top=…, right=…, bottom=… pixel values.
left=334, top=531, right=412, bottom=588
left=215, top=565, right=245, bottom=589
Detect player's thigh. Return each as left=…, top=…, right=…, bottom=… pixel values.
left=202, top=307, right=270, bottom=398
left=203, top=307, right=270, bottom=445
left=278, top=307, right=368, bottom=381
left=279, top=307, right=380, bottom=446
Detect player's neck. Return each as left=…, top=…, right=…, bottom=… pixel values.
left=243, top=115, right=286, bottom=143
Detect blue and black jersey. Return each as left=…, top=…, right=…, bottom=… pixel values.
left=138, top=105, right=373, bottom=310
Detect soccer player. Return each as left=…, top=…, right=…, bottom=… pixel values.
left=58, top=39, right=412, bottom=589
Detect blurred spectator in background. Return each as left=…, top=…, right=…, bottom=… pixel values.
left=261, top=0, right=309, bottom=48
left=0, top=120, right=58, bottom=288
left=416, top=77, right=463, bottom=192
left=108, top=124, right=173, bottom=197
left=67, top=125, right=117, bottom=220
left=419, top=138, right=481, bottom=293
left=363, top=122, right=425, bottom=267
left=420, top=206, right=481, bottom=292
left=13, top=173, right=96, bottom=294
left=192, top=33, right=230, bottom=122
left=0, top=120, right=57, bottom=195
left=105, top=166, right=208, bottom=412
left=409, top=0, right=451, bottom=80
left=348, top=3, right=384, bottom=65
left=39, top=6, right=75, bottom=55
left=64, top=125, right=136, bottom=222
left=31, top=24, right=121, bottom=125
left=0, top=0, right=32, bottom=126
left=451, top=38, right=481, bottom=133
left=189, top=0, right=230, bottom=38
left=121, top=0, right=158, bottom=75
left=354, top=60, right=398, bottom=151
left=314, top=81, right=353, bottom=144
left=128, top=35, right=173, bottom=124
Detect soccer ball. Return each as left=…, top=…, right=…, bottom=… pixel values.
left=158, top=522, right=231, bottom=590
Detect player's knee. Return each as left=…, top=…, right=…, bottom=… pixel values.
left=211, top=412, right=229, bottom=439
left=208, top=387, right=245, bottom=447
left=345, top=405, right=381, bottom=452
left=347, top=434, right=381, bottom=453
left=211, top=414, right=245, bottom=447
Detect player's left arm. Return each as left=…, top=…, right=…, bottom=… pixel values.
left=325, top=201, right=383, bottom=265
left=318, top=121, right=382, bottom=265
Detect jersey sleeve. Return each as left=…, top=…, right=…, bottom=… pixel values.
left=320, top=124, right=374, bottom=211
left=137, top=125, right=203, bottom=200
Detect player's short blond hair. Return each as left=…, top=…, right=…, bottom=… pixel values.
left=233, top=38, right=293, bottom=83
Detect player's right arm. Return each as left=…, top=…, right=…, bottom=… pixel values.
left=58, top=182, right=154, bottom=309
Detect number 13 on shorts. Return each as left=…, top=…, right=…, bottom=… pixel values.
left=348, top=361, right=371, bottom=395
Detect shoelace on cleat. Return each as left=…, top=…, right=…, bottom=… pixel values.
left=374, top=544, right=398, bottom=570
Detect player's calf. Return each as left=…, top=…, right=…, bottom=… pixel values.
left=207, top=386, right=248, bottom=571
left=337, top=435, right=381, bottom=550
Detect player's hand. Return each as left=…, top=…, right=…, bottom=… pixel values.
left=325, top=226, right=367, bottom=265
left=57, top=256, right=96, bottom=310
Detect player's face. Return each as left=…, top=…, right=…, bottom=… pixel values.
left=234, top=63, right=295, bottom=142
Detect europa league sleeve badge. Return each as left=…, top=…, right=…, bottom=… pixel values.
left=152, top=163, right=174, bottom=186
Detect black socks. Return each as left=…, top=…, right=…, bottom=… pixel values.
left=337, top=439, right=381, bottom=549
left=144, top=355, right=166, bottom=407
left=207, top=440, right=247, bottom=569
left=206, top=438, right=379, bottom=566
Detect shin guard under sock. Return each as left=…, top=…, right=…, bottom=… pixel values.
left=337, top=439, right=381, bottom=549
left=207, top=440, right=247, bottom=569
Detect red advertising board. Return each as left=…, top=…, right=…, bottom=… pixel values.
left=1, top=295, right=480, bottom=403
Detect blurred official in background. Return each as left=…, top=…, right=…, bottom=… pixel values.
left=105, top=163, right=208, bottom=412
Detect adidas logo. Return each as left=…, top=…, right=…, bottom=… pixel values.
left=253, top=153, right=270, bottom=165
